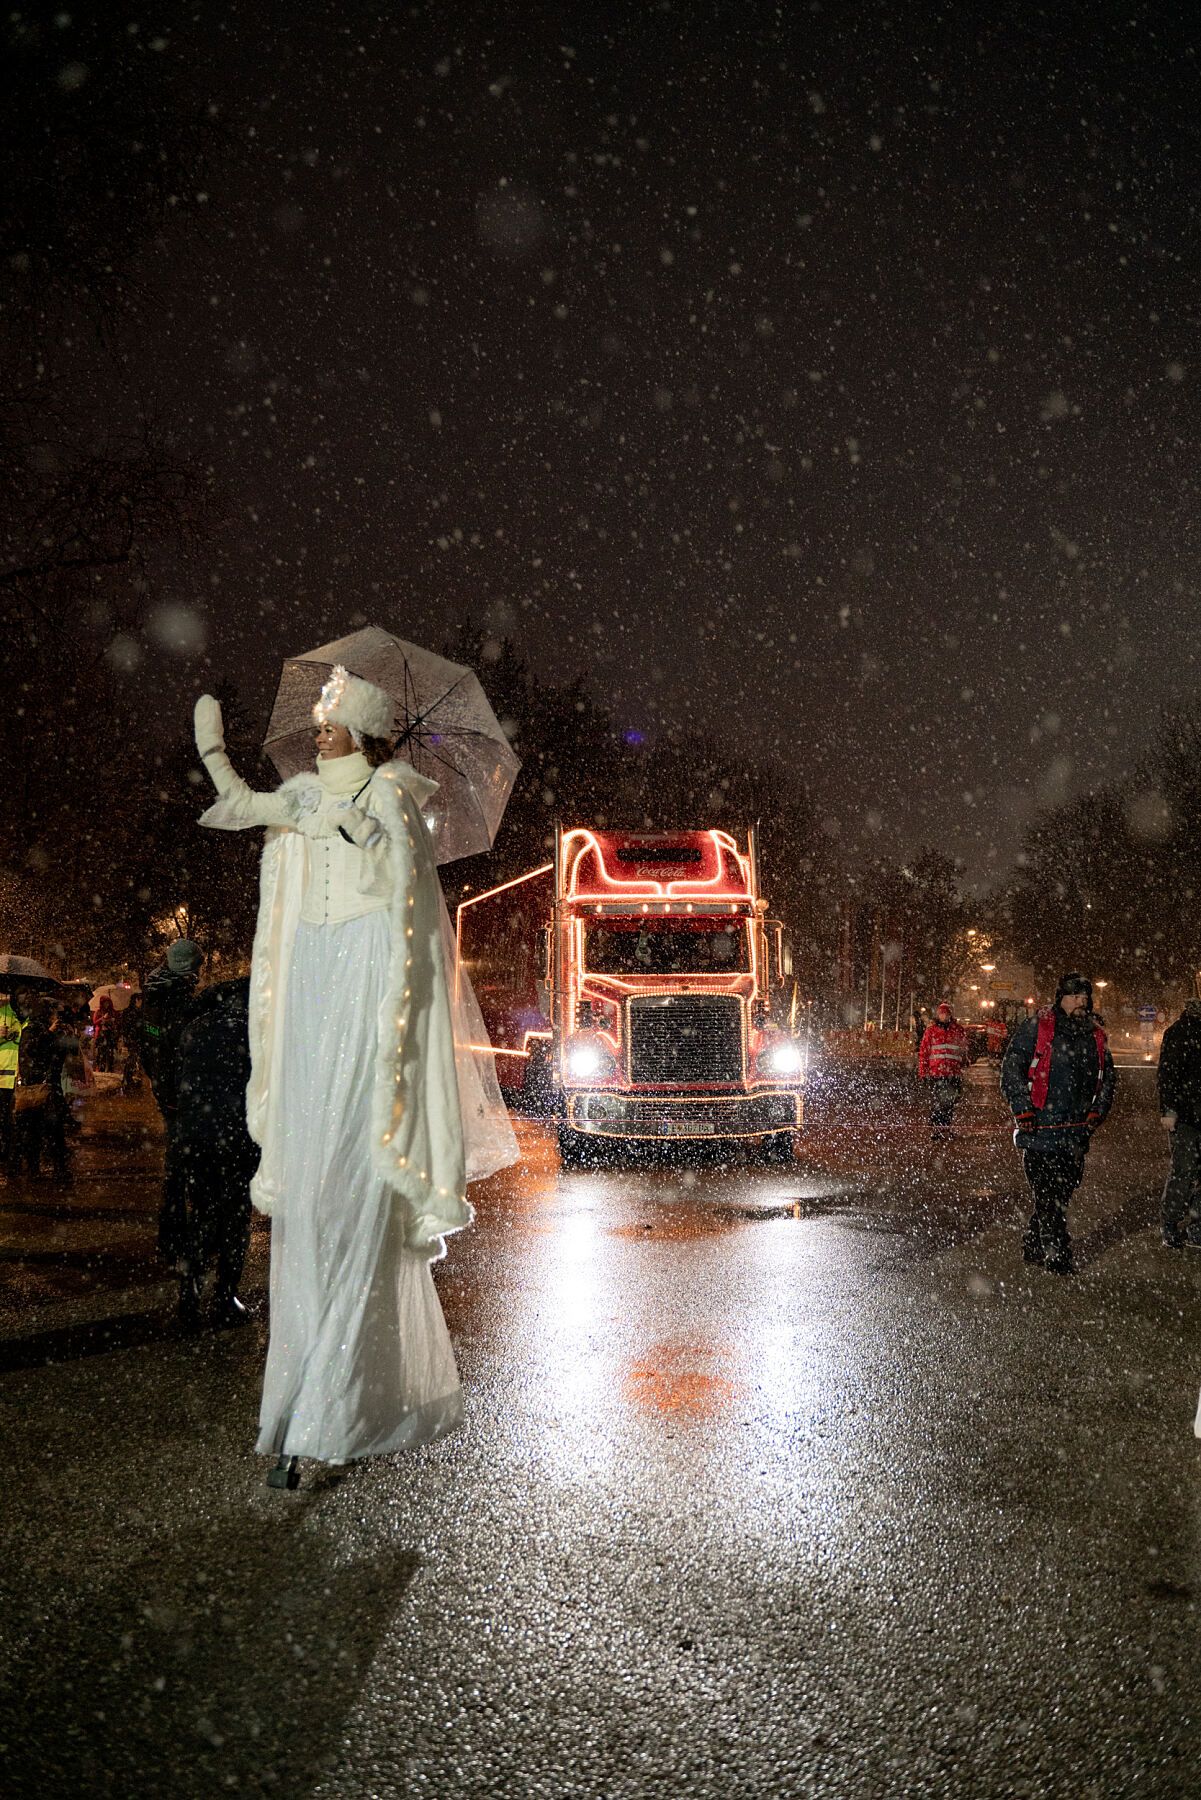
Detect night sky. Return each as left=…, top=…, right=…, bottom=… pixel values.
left=120, top=0, right=1200, bottom=886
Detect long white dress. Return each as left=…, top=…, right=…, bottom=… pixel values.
left=256, top=911, right=463, bottom=1460
left=195, top=731, right=515, bottom=1465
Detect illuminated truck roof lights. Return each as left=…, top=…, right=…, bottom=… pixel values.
left=563, top=827, right=754, bottom=902
left=452, top=824, right=804, bottom=1145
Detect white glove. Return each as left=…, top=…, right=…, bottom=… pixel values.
left=194, top=695, right=225, bottom=758
left=334, top=803, right=383, bottom=849
left=194, top=693, right=242, bottom=800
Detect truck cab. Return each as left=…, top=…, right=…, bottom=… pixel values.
left=458, top=826, right=803, bottom=1161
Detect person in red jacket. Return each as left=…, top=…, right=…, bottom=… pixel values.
left=918, top=1002, right=970, bottom=1137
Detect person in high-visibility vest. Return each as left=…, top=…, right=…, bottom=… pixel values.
left=918, top=1002, right=969, bottom=1137
left=1000, top=973, right=1116, bottom=1275
left=984, top=1015, right=1008, bottom=1060
left=0, top=990, right=24, bottom=1168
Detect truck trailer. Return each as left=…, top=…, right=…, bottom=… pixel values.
left=456, top=825, right=804, bottom=1163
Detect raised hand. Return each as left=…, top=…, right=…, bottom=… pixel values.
left=194, top=694, right=226, bottom=759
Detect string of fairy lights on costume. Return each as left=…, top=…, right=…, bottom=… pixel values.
left=313, top=664, right=349, bottom=725
left=377, top=775, right=458, bottom=1208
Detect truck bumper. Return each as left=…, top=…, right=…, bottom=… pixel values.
left=564, top=1089, right=802, bottom=1140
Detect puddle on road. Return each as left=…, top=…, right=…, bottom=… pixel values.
left=710, top=1192, right=862, bottom=1223
left=609, top=1211, right=738, bottom=1242
left=606, top=1173, right=861, bottom=1239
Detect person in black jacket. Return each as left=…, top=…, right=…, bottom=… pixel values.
left=1000, top=973, right=1117, bottom=1275
left=1157, top=996, right=1201, bottom=1248
left=141, top=940, right=204, bottom=1267
left=10, top=995, right=73, bottom=1179
left=174, top=976, right=259, bottom=1329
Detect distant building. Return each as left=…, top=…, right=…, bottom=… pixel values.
left=955, top=957, right=1038, bottom=1028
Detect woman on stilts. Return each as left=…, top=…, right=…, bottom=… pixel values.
left=192, top=667, right=514, bottom=1488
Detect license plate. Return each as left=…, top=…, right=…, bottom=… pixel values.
left=661, top=1118, right=712, bottom=1135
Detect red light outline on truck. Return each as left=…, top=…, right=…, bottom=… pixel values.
left=562, top=827, right=752, bottom=901
left=455, top=862, right=554, bottom=1003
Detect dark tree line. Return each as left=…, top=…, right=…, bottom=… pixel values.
left=5, top=568, right=976, bottom=999
left=1004, top=713, right=1201, bottom=998
left=441, top=624, right=838, bottom=988
left=441, top=624, right=970, bottom=1010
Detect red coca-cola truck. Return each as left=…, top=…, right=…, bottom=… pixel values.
left=456, top=825, right=804, bottom=1162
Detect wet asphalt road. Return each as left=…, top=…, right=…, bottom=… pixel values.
left=3, top=1063, right=1201, bottom=1799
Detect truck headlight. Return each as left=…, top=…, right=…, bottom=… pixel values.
left=757, top=1039, right=802, bottom=1076
left=564, top=1038, right=616, bottom=1080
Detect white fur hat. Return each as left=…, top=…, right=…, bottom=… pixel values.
left=312, top=665, right=393, bottom=742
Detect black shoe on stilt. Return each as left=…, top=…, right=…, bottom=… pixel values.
left=266, top=1454, right=300, bottom=1490
left=212, top=1292, right=250, bottom=1328
left=178, top=1272, right=203, bottom=1333
left=1043, top=1237, right=1076, bottom=1276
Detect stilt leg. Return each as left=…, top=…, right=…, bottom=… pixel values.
left=266, top=1454, right=300, bottom=1490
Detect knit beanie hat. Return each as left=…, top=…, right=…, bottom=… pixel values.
left=312, top=665, right=393, bottom=744
left=936, top=1002, right=952, bottom=1020
left=166, top=939, right=203, bottom=975
left=1054, top=972, right=1092, bottom=1007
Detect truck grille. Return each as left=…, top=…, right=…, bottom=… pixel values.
left=627, top=995, right=744, bottom=1085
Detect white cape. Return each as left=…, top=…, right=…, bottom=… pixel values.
left=203, top=758, right=517, bottom=1258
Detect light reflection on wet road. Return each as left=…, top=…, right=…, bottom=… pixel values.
left=3, top=1064, right=1201, bottom=1797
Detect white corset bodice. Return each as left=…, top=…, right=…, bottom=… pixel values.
left=299, top=829, right=390, bottom=926
left=292, top=774, right=392, bottom=926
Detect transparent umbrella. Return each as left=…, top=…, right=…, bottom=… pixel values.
left=263, top=626, right=520, bottom=864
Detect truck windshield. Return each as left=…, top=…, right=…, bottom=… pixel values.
left=583, top=923, right=750, bottom=975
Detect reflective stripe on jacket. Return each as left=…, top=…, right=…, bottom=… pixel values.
left=919, top=1019, right=968, bottom=1079
left=0, top=1003, right=23, bottom=1091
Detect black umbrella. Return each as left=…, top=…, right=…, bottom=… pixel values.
left=0, top=954, right=61, bottom=994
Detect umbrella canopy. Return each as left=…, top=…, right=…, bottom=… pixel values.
left=263, top=626, right=520, bottom=864
left=90, top=984, right=135, bottom=1012
left=0, top=954, right=60, bottom=992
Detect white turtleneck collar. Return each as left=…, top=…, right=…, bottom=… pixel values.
left=316, top=751, right=373, bottom=794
